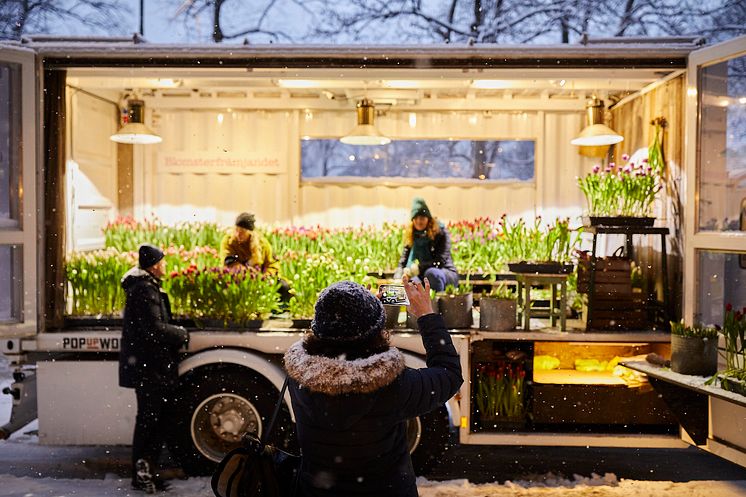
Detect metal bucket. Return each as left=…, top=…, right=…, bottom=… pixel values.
left=479, top=297, right=517, bottom=331
left=384, top=305, right=403, bottom=329
left=670, top=334, right=718, bottom=376
left=438, top=293, right=473, bottom=329
left=406, top=297, right=440, bottom=330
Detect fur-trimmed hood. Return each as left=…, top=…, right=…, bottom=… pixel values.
left=284, top=339, right=406, bottom=396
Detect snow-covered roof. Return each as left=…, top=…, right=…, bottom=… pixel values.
left=1, top=36, right=697, bottom=69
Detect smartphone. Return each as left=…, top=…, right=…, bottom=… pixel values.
left=380, top=284, right=410, bottom=306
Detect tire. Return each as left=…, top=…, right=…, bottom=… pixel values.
left=407, top=406, right=452, bottom=476
left=167, top=366, right=294, bottom=476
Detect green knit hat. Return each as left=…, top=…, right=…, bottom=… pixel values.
left=410, top=197, right=432, bottom=220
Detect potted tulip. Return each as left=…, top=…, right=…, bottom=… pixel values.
left=577, top=152, right=661, bottom=227
left=503, top=217, right=579, bottom=274
left=438, top=283, right=474, bottom=329
left=706, top=304, right=746, bottom=396
left=669, top=320, right=718, bottom=376
left=479, top=284, right=517, bottom=331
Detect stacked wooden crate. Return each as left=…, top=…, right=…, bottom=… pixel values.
left=577, top=253, right=647, bottom=330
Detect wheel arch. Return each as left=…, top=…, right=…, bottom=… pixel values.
left=178, top=348, right=294, bottom=422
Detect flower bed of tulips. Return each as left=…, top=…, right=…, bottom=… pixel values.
left=104, top=216, right=226, bottom=252
left=65, top=248, right=136, bottom=316
left=164, top=265, right=281, bottom=323
left=65, top=216, right=583, bottom=321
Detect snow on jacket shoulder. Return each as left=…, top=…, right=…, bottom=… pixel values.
left=284, top=313, right=462, bottom=497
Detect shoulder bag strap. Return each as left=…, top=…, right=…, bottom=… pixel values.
left=260, top=376, right=290, bottom=445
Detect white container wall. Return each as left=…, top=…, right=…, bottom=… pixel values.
left=130, top=107, right=593, bottom=228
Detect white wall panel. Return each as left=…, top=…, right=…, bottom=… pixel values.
left=38, top=361, right=135, bottom=445
left=67, top=90, right=118, bottom=250
left=143, top=109, right=294, bottom=226
left=139, top=107, right=592, bottom=228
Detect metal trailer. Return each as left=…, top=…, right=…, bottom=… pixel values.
left=2, top=35, right=746, bottom=473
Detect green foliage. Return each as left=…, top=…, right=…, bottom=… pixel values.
left=103, top=216, right=226, bottom=252
left=669, top=320, right=718, bottom=339
left=65, top=248, right=136, bottom=316
left=499, top=217, right=580, bottom=264
left=483, top=283, right=515, bottom=300
left=475, top=361, right=526, bottom=421
left=164, top=266, right=281, bottom=323
left=70, top=216, right=583, bottom=320
left=577, top=153, right=661, bottom=218
left=280, top=252, right=377, bottom=318
left=721, top=304, right=746, bottom=370
left=442, top=283, right=473, bottom=296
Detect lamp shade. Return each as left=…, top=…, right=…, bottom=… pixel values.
left=110, top=100, right=162, bottom=144
left=570, top=124, right=624, bottom=146
left=340, top=99, right=391, bottom=146
left=571, top=98, right=623, bottom=149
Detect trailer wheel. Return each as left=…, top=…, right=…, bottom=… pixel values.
left=408, top=406, right=452, bottom=476
left=167, top=367, right=293, bottom=476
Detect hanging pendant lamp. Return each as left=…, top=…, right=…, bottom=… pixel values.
left=110, top=100, right=162, bottom=145
left=570, top=97, right=623, bottom=147
left=340, top=99, right=391, bottom=146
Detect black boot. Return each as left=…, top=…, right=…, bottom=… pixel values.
left=133, top=459, right=159, bottom=494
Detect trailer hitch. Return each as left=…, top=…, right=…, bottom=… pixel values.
left=0, top=368, right=37, bottom=440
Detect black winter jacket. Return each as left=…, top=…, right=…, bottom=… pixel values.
left=118, top=267, right=189, bottom=389
left=283, top=314, right=463, bottom=497
left=398, top=224, right=458, bottom=274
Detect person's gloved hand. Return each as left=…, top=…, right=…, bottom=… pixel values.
left=393, top=267, right=403, bottom=280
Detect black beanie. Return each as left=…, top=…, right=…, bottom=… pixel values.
left=138, top=244, right=164, bottom=269
left=235, top=212, right=256, bottom=230
left=311, top=281, right=385, bottom=342
left=410, top=197, right=432, bottom=220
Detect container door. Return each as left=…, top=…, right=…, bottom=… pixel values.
left=0, top=46, right=38, bottom=337
left=684, top=35, right=746, bottom=324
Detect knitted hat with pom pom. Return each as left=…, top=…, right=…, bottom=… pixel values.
left=311, top=281, right=385, bottom=342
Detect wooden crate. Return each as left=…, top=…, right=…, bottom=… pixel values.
left=586, top=295, right=648, bottom=330
left=577, top=256, right=631, bottom=294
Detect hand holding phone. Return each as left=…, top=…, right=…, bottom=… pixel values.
left=380, top=284, right=410, bottom=306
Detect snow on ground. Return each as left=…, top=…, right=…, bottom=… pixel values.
left=0, top=474, right=746, bottom=497
left=2, top=354, right=746, bottom=496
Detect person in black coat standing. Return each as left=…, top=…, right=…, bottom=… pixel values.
left=119, top=244, right=189, bottom=494
left=283, top=276, right=463, bottom=497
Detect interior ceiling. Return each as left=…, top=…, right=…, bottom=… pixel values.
left=67, top=67, right=678, bottom=109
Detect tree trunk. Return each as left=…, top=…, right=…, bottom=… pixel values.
left=212, top=0, right=224, bottom=43
left=13, top=0, right=31, bottom=39
left=560, top=14, right=569, bottom=43
left=471, top=0, right=483, bottom=38
left=445, top=0, right=459, bottom=42
left=617, top=0, right=636, bottom=36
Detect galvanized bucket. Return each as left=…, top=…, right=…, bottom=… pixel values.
left=479, top=297, right=517, bottom=331
left=670, top=334, right=718, bottom=376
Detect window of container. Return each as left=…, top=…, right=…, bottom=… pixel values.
left=697, top=54, right=746, bottom=232
left=301, top=139, right=535, bottom=182
left=0, top=244, right=22, bottom=323
left=0, top=62, right=22, bottom=230
left=696, top=250, right=746, bottom=326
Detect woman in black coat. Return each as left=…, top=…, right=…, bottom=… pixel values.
left=119, top=244, right=189, bottom=494
left=283, top=277, right=463, bottom=497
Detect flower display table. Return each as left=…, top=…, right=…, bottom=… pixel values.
left=584, top=225, right=670, bottom=330
left=622, top=360, right=746, bottom=468
left=514, top=273, right=568, bottom=331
